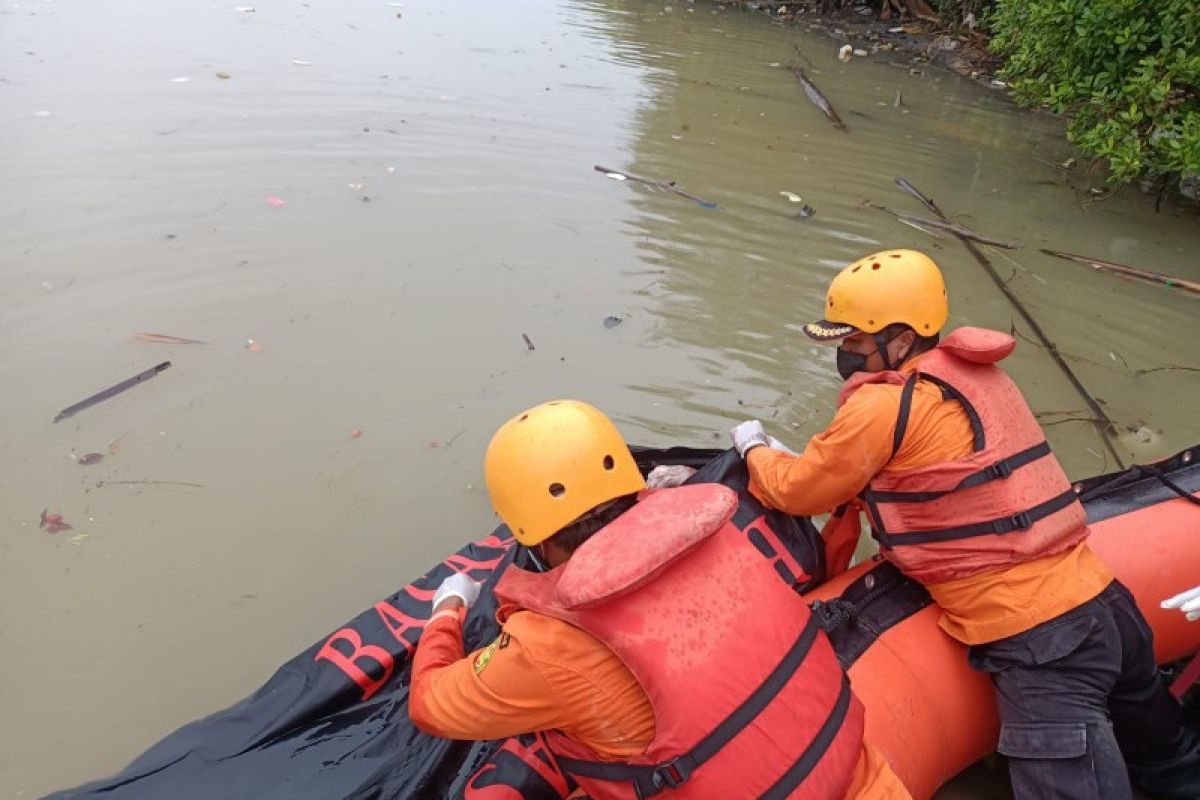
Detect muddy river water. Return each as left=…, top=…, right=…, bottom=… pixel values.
left=2, top=0, right=1198, bottom=796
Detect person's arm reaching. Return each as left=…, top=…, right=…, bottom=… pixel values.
left=741, top=388, right=899, bottom=517
left=409, top=576, right=569, bottom=741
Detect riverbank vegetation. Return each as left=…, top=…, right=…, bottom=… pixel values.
left=754, top=1, right=1199, bottom=193
left=987, top=0, right=1199, bottom=191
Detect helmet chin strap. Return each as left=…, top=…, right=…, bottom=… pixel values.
left=874, top=330, right=898, bottom=371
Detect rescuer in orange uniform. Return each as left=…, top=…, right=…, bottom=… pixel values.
left=728, top=250, right=1200, bottom=799
left=409, top=400, right=911, bottom=799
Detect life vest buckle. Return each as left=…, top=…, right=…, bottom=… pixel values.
left=987, top=459, right=1014, bottom=480
left=1007, top=511, right=1033, bottom=532
left=651, top=757, right=693, bottom=790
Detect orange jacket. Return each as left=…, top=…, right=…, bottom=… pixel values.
left=746, top=349, right=1113, bottom=645
left=410, top=609, right=912, bottom=798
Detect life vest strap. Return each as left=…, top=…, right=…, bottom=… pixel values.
left=554, top=614, right=825, bottom=797
left=866, top=441, right=1053, bottom=504
left=874, top=487, right=1080, bottom=548
left=760, top=676, right=853, bottom=800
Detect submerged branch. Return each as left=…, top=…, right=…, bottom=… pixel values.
left=895, top=176, right=1126, bottom=468
left=593, top=165, right=718, bottom=209
left=870, top=204, right=1016, bottom=248
left=794, top=68, right=847, bottom=131
left=1040, top=248, right=1200, bottom=296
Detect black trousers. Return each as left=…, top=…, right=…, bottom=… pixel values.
left=968, top=580, right=1200, bottom=800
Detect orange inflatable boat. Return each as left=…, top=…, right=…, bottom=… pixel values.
left=52, top=444, right=1200, bottom=800
left=806, top=444, right=1200, bottom=799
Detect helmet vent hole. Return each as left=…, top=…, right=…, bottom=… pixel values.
left=871, top=262, right=881, bottom=270
left=519, top=414, right=529, bottom=422
left=548, top=483, right=566, bottom=498
left=889, top=253, right=901, bottom=258
left=868, top=319, right=875, bottom=326
left=924, top=323, right=930, bottom=330
left=852, top=265, right=861, bottom=273
left=828, top=298, right=834, bottom=307
left=603, top=455, right=615, bottom=470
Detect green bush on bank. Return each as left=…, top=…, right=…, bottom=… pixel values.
left=988, top=0, right=1199, bottom=187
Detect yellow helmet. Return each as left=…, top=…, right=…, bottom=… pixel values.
left=484, top=400, right=645, bottom=546
left=804, top=249, right=948, bottom=341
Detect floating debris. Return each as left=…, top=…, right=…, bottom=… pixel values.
left=245, top=338, right=263, bottom=352
left=170, top=77, right=191, bottom=83
left=266, top=196, right=286, bottom=207
left=292, top=59, right=313, bottom=67
left=794, top=68, right=847, bottom=131
left=780, top=191, right=803, bottom=203
left=40, top=510, right=73, bottom=534
left=53, top=362, right=172, bottom=424
left=216, top=72, right=232, bottom=80
left=350, top=428, right=363, bottom=439
left=1040, top=249, right=1200, bottom=296
left=133, top=332, right=207, bottom=345
left=348, top=182, right=365, bottom=191
left=870, top=203, right=1016, bottom=248
left=97, top=480, right=206, bottom=489
left=594, top=165, right=718, bottom=209
left=838, top=45, right=853, bottom=62
left=603, top=316, right=624, bottom=329
left=34, top=110, right=53, bottom=118
left=234, top=5, right=256, bottom=11
left=77, top=453, right=105, bottom=466
left=521, top=333, right=536, bottom=351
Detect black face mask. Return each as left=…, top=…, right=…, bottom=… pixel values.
left=836, top=347, right=869, bottom=381
left=837, top=330, right=911, bottom=381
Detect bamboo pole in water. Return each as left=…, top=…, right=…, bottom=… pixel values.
left=894, top=178, right=1127, bottom=468
left=1040, top=248, right=1200, bottom=296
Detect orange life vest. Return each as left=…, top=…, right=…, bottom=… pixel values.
left=494, top=484, right=864, bottom=799
left=840, top=326, right=1088, bottom=585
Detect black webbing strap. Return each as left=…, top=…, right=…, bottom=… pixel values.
left=891, top=374, right=918, bottom=460
left=554, top=614, right=823, bottom=797
left=918, top=373, right=986, bottom=452
left=867, top=441, right=1054, bottom=503
left=760, top=675, right=853, bottom=799
left=875, top=487, right=1081, bottom=548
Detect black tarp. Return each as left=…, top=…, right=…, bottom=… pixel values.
left=48, top=444, right=1200, bottom=800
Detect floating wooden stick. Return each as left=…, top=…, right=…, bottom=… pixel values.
left=1040, top=248, right=1200, bottom=296
left=133, top=333, right=207, bottom=345
left=870, top=204, right=1016, bottom=248
left=894, top=177, right=1127, bottom=468
left=53, top=362, right=172, bottom=424
left=594, top=165, right=718, bottom=209
left=795, top=68, right=846, bottom=131
left=96, top=480, right=205, bottom=489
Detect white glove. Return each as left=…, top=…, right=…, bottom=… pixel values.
left=432, top=573, right=482, bottom=612
left=646, top=464, right=698, bottom=488
left=1162, top=585, right=1200, bottom=622
left=766, top=435, right=798, bottom=456
left=730, top=420, right=769, bottom=458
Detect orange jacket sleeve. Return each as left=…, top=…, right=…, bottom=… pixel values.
left=745, top=386, right=899, bottom=517
left=408, top=613, right=569, bottom=742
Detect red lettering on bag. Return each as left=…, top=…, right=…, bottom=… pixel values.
left=374, top=601, right=422, bottom=653
left=314, top=628, right=394, bottom=701
left=465, top=734, right=571, bottom=799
